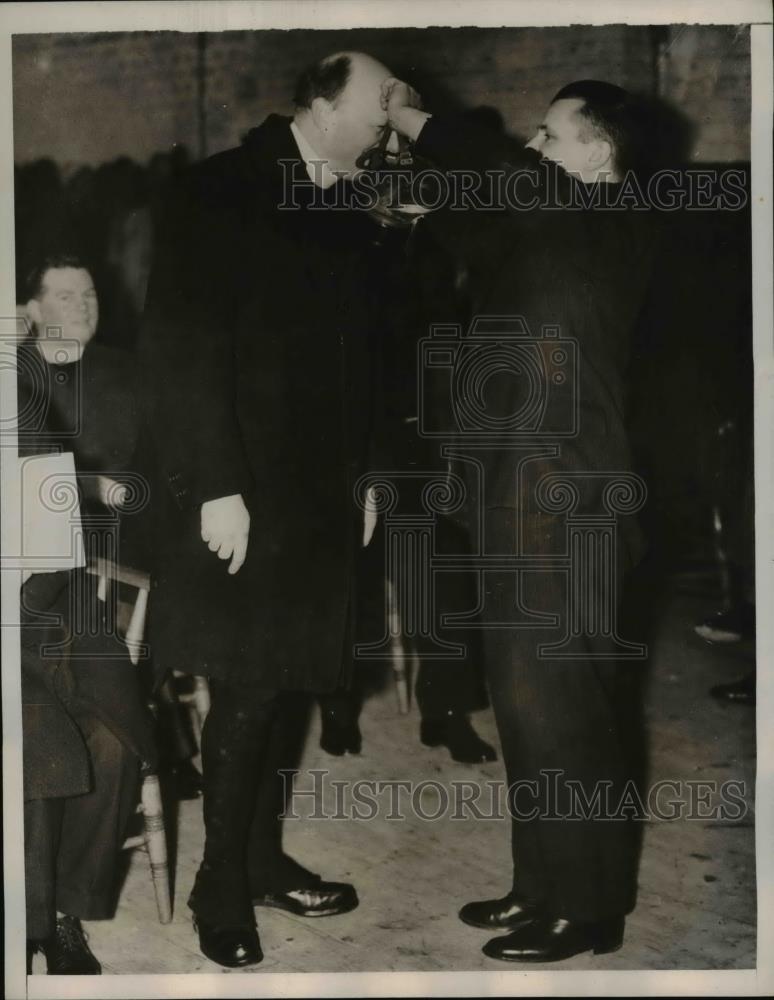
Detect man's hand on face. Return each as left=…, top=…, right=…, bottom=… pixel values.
left=200, top=494, right=250, bottom=575
left=381, top=78, right=430, bottom=142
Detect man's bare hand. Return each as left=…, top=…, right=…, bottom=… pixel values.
left=200, top=494, right=250, bottom=575
left=96, top=474, right=129, bottom=509
left=381, top=78, right=429, bottom=141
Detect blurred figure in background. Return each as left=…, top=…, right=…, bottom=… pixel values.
left=319, top=215, right=495, bottom=765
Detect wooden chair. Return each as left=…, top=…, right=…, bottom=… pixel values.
left=87, top=558, right=171, bottom=924
left=386, top=577, right=416, bottom=715
left=363, top=489, right=413, bottom=715
left=174, top=673, right=211, bottom=750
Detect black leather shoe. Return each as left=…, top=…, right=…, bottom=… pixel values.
left=193, top=917, right=263, bottom=968
left=320, top=712, right=362, bottom=756
left=459, top=891, right=539, bottom=930
left=252, top=881, right=359, bottom=917
left=483, top=914, right=624, bottom=963
left=710, top=673, right=756, bottom=706
left=695, top=603, right=755, bottom=644
left=38, top=915, right=101, bottom=974
left=420, top=714, right=497, bottom=763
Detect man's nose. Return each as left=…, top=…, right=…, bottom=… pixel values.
left=385, top=129, right=400, bottom=154
left=525, top=133, right=542, bottom=152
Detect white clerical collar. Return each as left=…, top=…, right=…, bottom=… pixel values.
left=289, top=120, right=340, bottom=189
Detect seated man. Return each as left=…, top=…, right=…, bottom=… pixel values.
left=19, top=253, right=157, bottom=974
left=21, top=570, right=149, bottom=975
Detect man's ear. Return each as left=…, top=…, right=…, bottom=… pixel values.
left=588, top=139, right=613, bottom=172
left=26, top=298, right=41, bottom=329
left=310, top=96, right=335, bottom=134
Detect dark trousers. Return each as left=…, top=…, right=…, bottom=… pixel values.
left=188, top=679, right=314, bottom=926
left=24, top=712, right=140, bottom=940
left=321, top=514, right=487, bottom=721
left=483, top=543, right=643, bottom=922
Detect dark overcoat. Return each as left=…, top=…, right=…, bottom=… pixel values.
left=138, top=115, right=393, bottom=690
left=412, top=116, right=660, bottom=923
left=414, top=116, right=660, bottom=573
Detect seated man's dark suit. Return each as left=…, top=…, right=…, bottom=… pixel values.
left=18, top=339, right=157, bottom=940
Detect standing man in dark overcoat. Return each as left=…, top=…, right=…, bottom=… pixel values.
left=385, top=78, right=659, bottom=963
left=139, top=52, right=403, bottom=968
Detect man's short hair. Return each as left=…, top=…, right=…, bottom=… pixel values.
left=26, top=253, right=91, bottom=301
left=293, top=54, right=352, bottom=110
left=551, top=80, right=643, bottom=176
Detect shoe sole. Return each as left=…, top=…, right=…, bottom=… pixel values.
left=694, top=626, right=743, bottom=643
left=460, top=912, right=535, bottom=930
left=483, top=940, right=623, bottom=962
left=199, top=947, right=263, bottom=968
left=252, top=897, right=360, bottom=918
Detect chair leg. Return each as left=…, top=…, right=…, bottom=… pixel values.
left=387, top=577, right=411, bottom=714
left=140, top=773, right=172, bottom=924
left=124, top=586, right=149, bottom=666
left=191, top=675, right=211, bottom=742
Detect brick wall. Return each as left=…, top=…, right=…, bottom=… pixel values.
left=658, top=25, right=751, bottom=161
left=13, top=32, right=200, bottom=168
left=201, top=25, right=658, bottom=154
left=12, top=24, right=750, bottom=168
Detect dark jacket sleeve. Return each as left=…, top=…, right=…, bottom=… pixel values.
left=138, top=159, right=254, bottom=509
left=413, top=114, right=571, bottom=267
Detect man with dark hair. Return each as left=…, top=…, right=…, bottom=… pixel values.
left=26, top=252, right=88, bottom=299
left=539, top=79, right=645, bottom=178
left=139, top=50, right=401, bottom=968
left=384, top=79, right=657, bottom=962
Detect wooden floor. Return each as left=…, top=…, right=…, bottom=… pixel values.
left=30, top=578, right=756, bottom=975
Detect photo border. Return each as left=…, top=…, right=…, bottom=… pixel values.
left=1, top=2, right=771, bottom=997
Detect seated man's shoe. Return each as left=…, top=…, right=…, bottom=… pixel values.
left=420, top=713, right=497, bottom=764
left=40, top=915, right=101, bottom=974
left=459, top=891, right=539, bottom=930
left=252, top=880, right=359, bottom=918
left=320, top=711, right=361, bottom=756
left=193, top=917, right=263, bottom=968
left=710, top=673, right=756, bottom=706
left=483, top=914, right=624, bottom=963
